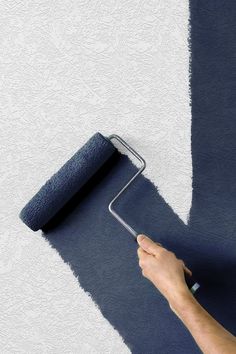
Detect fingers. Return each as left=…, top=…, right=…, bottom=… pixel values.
left=137, top=235, right=193, bottom=277
left=137, top=246, right=147, bottom=257
left=137, top=234, right=162, bottom=256
left=181, top=260, right=192, bottom=276
left=137, top=247, right=151, bottom=268
left=184, top=265, right=192, bottom=277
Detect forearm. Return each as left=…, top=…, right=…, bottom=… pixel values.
left=169, top=292, right=236, bottom=354
left=136, top=235, right=236, bottom=353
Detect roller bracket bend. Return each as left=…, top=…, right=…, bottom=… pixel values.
left=108, top=134, right=146, bottom=239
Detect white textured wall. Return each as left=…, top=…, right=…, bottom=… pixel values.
left=0, top=1, right=191, bottom=352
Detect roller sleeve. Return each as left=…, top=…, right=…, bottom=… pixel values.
left=20, top=133, right=116, bottom=231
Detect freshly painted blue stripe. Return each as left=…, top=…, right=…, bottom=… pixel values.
left=43, top=152, right=202, bottom=354
left=43, top=152, right=235, bottom=353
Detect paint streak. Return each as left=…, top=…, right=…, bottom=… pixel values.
left=42, top=148, right=235, bottom=353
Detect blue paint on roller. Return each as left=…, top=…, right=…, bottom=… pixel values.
left=20, top=133, right=115, bottom=231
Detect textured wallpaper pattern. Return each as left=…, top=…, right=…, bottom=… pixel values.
left=0, top=0, right=190, bottom=352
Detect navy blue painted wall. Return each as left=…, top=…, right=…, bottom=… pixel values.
left=189, top=0, right=236, bottom=239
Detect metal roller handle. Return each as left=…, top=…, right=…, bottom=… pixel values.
left=108, top=134, right=146, bottom=238
left=108, top=134, right=200, bottom=294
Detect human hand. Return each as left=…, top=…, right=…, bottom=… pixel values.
left=137, top=234, right=193, bottom=307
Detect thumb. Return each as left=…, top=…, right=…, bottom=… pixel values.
left=137, top=234, right=162, bottom=256
left=183, top=264, right=192, bottom=277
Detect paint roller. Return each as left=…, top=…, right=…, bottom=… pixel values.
left=20, top=132, right=200, bottom=294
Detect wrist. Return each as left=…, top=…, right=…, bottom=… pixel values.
left=168, top=287, right=195, bottom=315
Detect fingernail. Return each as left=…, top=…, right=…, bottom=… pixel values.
left=137, top=234, right=146, bottom=243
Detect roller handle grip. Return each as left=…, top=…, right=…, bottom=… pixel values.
left=185, top=273, right=200, bottom=294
